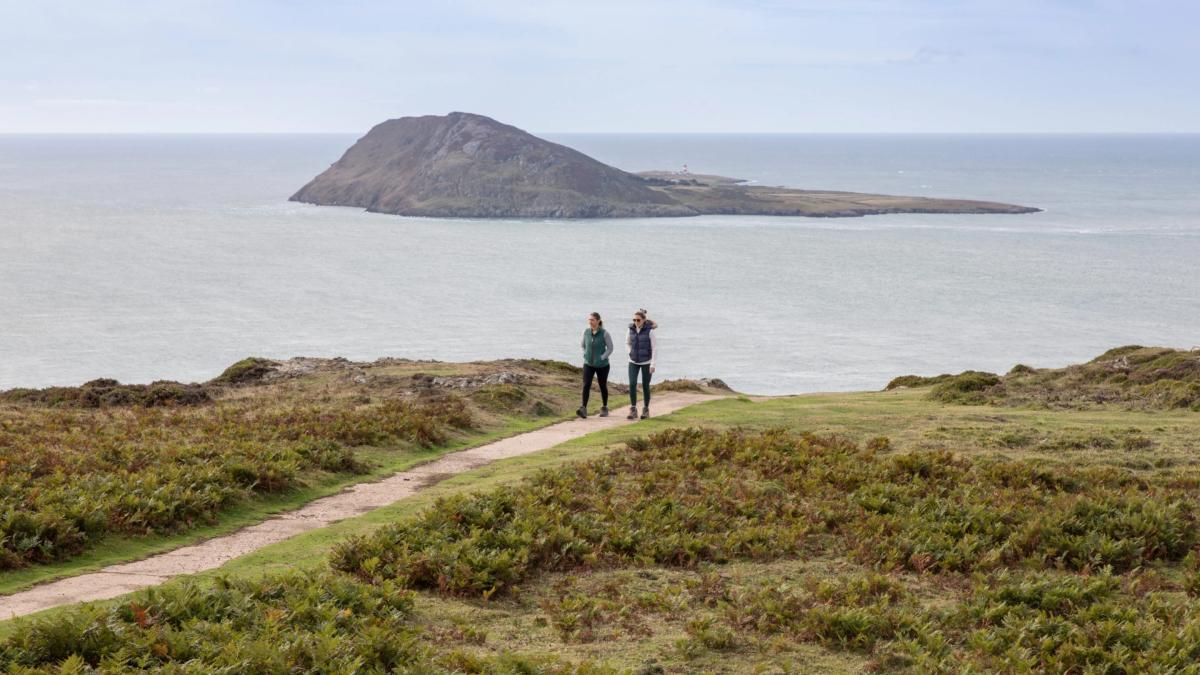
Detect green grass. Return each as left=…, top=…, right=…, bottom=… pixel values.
left=0, top=395, right=478, bottom=571
left=890, top=346, right=1200, bottom=410
left=0, top=355, right=589, bottom=587
left=0, top=412, right=563, bottom=598
left=127, top=389, right=1200, bottom=590
left=0, top=399, right=718, bottom=640
left=3, top=385, right=1199, bottom=672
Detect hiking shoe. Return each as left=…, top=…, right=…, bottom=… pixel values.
left=626, top=406, right=638, bottom=420
left=576, top=406, right=587, bottom=419
left=599, top=406, right=609, bottom=417
left=641, top=406, right=650, bottom=419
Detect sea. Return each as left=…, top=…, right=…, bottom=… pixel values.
left=1, top=133, right=1198, bottom=395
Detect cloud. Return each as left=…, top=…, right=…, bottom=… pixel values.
left=33, top=98, right=158, bottom=108
left=893, top=47, right=965, bottom=65
left=0, top=0, right=1197, bottom=131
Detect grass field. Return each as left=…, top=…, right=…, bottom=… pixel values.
left=1, top=349, right=1198, bottom=672
left=0, top=357, right=584, bottom=594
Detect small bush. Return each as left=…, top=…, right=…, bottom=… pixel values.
left=211, top=357, right=276, bottom=385
left=1122, top=434, right=1155, bottom=451
left=929, top=371, right=1001, bottom=404
left=471, top=383, right=528, bottom=412
left=652, top=379, right=705, bottom=394
left=884, top=374, right=953, bottom=390
left=683, top=616, right=737, bottom=651
left=516, top=359, right=582, bottom=376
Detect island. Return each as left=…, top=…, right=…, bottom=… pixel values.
left=290, top=112, right=1039, bottom=219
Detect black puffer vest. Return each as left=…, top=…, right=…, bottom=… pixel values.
left=628, top=320, right=655, bottom=363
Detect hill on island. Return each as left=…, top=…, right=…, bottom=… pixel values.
left=291, top=112, right=1038, bottom=219
left=290, top=112, right=693, bottom=218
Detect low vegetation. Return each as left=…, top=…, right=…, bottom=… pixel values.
left=331, top=426, right=1197, bottom=585
left=5, top=417, right=1199, bottom=672
left=3, top=348, right=1198, bottom=672
left=888, top=345, right=1200, bottom=410
left=0, top=572, right=580, bottom=673
left=0, top=394, right=469, bottom=571
left=0, top=357, right=577, bottom=574
left=0, top=379, right=213, bottom=409
left=210, top=357, right=277, bottom=385
left=652, top=378, right=731, bottom=394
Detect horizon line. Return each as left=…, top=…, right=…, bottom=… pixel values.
left=2, top=130, right=1199, bottom=136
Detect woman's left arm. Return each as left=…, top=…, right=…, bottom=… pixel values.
left=602, top=331, right=614, bottom=361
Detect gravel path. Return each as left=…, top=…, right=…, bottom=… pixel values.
left=0, top=392, right=713, bottom=620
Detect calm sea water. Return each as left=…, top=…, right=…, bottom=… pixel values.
left=1, top=133, right=1198, bottom=394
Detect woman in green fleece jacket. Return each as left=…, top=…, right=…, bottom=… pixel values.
left=577, top=312, right=614, bottom=419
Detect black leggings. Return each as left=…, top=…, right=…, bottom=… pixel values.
left=582, top=364, right=609, bottom=408
left=629, top=363, right=651, bottom=407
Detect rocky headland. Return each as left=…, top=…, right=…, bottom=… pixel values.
left=291, top=112, right=1039, bottom=219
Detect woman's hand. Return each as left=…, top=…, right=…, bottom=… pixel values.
left=649, top=366, right=655, bottom=374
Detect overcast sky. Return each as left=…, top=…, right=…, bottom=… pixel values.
left=1, top=0, right=1197, bottom=133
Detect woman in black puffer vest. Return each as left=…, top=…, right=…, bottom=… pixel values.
left=625, top=308, right=657, bottom=419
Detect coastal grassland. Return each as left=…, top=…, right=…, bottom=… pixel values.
left=0, top=357, right=582, bottom=590
left=1, top=379, right=1198, bottom=672
left=889, top=345, right=1200, bottom=410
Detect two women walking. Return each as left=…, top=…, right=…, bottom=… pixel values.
left=577, top=309, right=657, bottom=421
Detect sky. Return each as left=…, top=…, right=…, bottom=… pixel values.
left=1, top=0, right=1197, bottom=133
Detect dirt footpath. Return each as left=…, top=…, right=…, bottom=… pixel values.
left=0, top=392, right=714, bottom=620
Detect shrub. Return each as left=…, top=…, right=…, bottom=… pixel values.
left=994, top=346, right=1200, bottom=410
left=0, top=572, right=420, bottom=671
left=333, top=428, right=1196, bottom=595
left=884, top=374, right=953, bottom=390
left=928, top=371, right=1001, bottom=404
left=210, top=357, right=276, bottom=385
left=724, top=572, right=914, bottom=650
left=652, top=379, right=706, bottom=394
left=7, top=427, right=1200, bottom=671
left=0, top=380, right=213, bottom=408
left=331, top=428, right=837, bottom=596
left=0, top=397, right=473, bottom=569
left=471, top=383, right=528, bottom=412
left=515, top=359, right=582, bottom=376
left=921, top=571, right=1200, bottom=673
